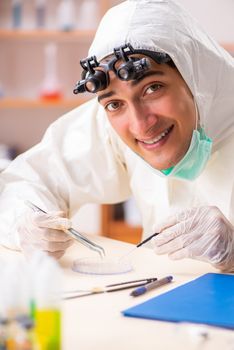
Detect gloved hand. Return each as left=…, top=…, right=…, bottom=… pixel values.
left=152, top=206, right=234, bottom=272
left=18, top=209, right=74, bottom=259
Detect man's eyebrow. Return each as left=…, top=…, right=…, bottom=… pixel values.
left=131, top=70, right=165, bottom=86
left=97, top=70, right=165, bottom=103
left=98, top=91, right=115, bottom=103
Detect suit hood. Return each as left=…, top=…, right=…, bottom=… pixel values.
left=89, top=0, right=234, bottom=146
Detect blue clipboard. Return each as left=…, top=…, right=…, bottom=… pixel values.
left=122, top=273, right=234, bottom=329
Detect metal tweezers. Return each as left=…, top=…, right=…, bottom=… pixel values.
left=25, top=200, right=106, bottom=258
left=62, top=277, right=158, bottom=300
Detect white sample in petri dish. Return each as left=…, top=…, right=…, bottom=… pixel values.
left=72, top=256, right=133, bottom=275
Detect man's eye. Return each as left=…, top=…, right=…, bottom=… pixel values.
left=145, top=83, right=162, bottom=95
left=105, top=101, right=120, bottom=112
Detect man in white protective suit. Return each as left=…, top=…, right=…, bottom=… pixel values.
left=0, top=0, right=233, bottom=271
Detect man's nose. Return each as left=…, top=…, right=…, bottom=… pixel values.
left=128, top=103, right=158, bottom=136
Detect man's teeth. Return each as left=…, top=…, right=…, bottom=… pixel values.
left=141, top=127, right=171, bottom=144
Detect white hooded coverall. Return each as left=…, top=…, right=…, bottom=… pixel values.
left=0, top=0, right=234, bottom=267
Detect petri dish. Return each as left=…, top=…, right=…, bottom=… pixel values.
left=72, top=256, right=133, bottom=275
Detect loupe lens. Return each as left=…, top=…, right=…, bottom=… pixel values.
left=85, top=71, right=107, bottom=93
left=117, top=62, right=134, bottom=81
left=85, top=79, right=97, bottom=93
left=118, top=67, right=129, bottom=80
left=117, top=58, right=150, bottom=81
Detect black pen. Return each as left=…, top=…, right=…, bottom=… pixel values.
left=130, top=276, right=173, bottom=297
left=136, top=232, right=160, bottom=248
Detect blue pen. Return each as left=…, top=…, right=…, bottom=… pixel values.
left=130, top=276, right=173, bottom=297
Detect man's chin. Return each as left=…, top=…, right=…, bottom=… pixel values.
left=134, top=149, right=177, bottom=170
left=141, top=158, right=169, bottom=171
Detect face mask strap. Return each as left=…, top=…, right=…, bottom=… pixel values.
left=194, top=100, right=199, bottom=130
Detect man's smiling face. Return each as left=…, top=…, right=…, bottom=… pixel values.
left=97, top=57, right=196, bottom=170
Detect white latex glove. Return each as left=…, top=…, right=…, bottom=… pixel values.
left=152, top=206, right=234, bottom=272
left=18, top=209, right=74, bottom=259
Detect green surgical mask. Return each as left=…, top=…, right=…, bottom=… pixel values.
left=161, top=127, right=212, bottom=180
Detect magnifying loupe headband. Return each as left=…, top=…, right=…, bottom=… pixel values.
left=73, top=43, right=172, bottom=94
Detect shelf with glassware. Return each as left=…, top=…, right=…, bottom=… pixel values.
left=0, top=0, right=117, bottom=110
left=0, top=28, right=95, bottom=110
